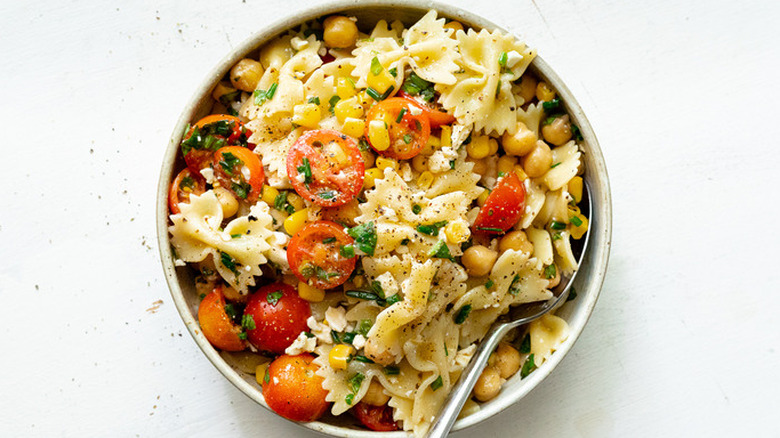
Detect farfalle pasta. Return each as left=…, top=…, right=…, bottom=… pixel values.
left=167, top=9, right=588, bottom=437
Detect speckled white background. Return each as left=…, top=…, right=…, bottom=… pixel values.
left=1, top=0, right=779, bottom=436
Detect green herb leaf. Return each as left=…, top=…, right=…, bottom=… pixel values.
left=571, top=124, right=584, bottom=141
left=416, top=220, right=448, bottom=236
left=449, top=160, right=455, bottom=170
left=396, top=108, right=407, bottom=123
left=180, top=176, right=195, bottom=190
left=401, top=72, right=434, bottom=101
left=264, top=366, right=270, bottom=384
left=308, top=96, right=321, bottom=105
left=274, top=191, right=288, bottom=210
left=345, top=393, right=354, bottom=405
left=431, top=375, right=443, bottom=391
left=550, top=221, right=566, bottom=230
left=231, top=181, right=252, bottom=199
left=266, top=290, right=283, bottom=306
left=485, top=279, right=494, bottom=289
left=519, top=333, right=531, bottom=354
left=220, top=252, right=239, bottom=275
left=340, top=244, right=355, bottom=258
left=508, top=274, right=521, bottom=295
left=550, top=162, right=561, bottom=169
left=495, top=81, right=502, bottom=98
left=370, top=56, right=383, bottom=76
left=348, top=372, right=365, bottom=394
left=377, top=294, right=401, bottom=307
left=570, top=215, right=583, bottom=227
left=323, top=236, right=337, bottom=244
left=388, top=67, right=397, bottom=77
left=230, top=233, right=242, bottom=239
left=353, top=355, right=375, bottom=364
left=366, top=87, right=382, bottom=101
left=297, top=157, right=312, bottom=184
left=218, top=151, right=242, bottom=176
left=383, top=366, right=400, bottom=375
left=241, top=314, right=256, bottom=330
left=330, top=330, right=341, bottom=344
left=223, top=303, right=238, bottom=319
left=347, top=222, right=377, bottom=256
left=342, top=332, right=356, bottom=344
left=542, top=98, right=561, bottom=112
left=356, top=319, right=372, bottom=336
left=567, top=286, right=578, bottom=301
left=345, top=290, right=380, bottom=301
left=475, top=226, right=504, bottom=233
left=238, top=332, right=247, bottom=340
left=520, top=354, right=536, bottom=378
left=543, top=116, right=557, bottom=126
left=544, top=264, right=556, bottom=279
left=328, top=95, right=341, bottom=114
left=429, top=239, right=454, bottom=261
left=402, top=133, right=412, bottom=144
left=444, top=342, right=449, bottom=357
left=453, top=304, right=472, bottom=324
left=498, top=51, right=508, bottom=67
left=370, top=280, right=385, bottom=298
left=253, top=83, right=278, bottom=105
left=412, top=204, right=422, bottom=214
left=318, top=190, right=335, bottom=200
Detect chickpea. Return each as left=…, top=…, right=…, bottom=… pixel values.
left=229, top=58, right=264, bottom=92
left=521, top=140, right=553, bottom=177
left=498, top=230, right=534, bottom=254
left=547, top=264, right=561, bottom=288
left=536, top=81, right=556, bottom=102
left=323, top=16, right=358, bottom=49
left=497, top=155, right=518, bottom=175
left=213, top=187, right=239, bottom=218
left=494, top=343, right=522, bottom=379
left=411, top=154, right=428, bottom=173
left=461, top=245, right=498, bottom=277
left=467, top=157, right=487, bottom=175
left=542, top=114, right=572, bottom=146
left=362, top=380, right=390, bottom=406
left=517, top=75, right=538, bottom=104
left=502, top=122, right=537, bottom=156
left=473, top=366, right=502, bottom=402
left=364, top=337, right=395, bottom=366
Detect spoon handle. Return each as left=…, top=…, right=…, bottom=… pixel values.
left=426, top=322, right=513, bottom=438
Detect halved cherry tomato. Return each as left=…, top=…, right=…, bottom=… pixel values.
left=287, top=221, right=356, bottom=290
left=213, top=146, right=265, bottom=203
left=244, top=283, right=311, bottom=354
left=262, top=354, right=330, bottom=422
left=473, top=172, right=526, bottom=235
left=197, top=288, right=246, bottom=352
left=286, top=129, right=364, bottom=207
left=352, top=402, right=400, bottom=431
left=364, top=97, right=430, bottom=160
left=397, top=91, right=455, bottom=127
left=168, top=168, right=206, bottom=214
left=181, top=114, right=254, bottom=173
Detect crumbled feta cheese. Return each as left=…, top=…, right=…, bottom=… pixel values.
left=379, top=206, right=398, bottom=222
left=409, top=105, right=423, bottom=116
left=428, top=148, right=456, bottom=173
left=290, top=36, right=309, bottom=51
left=174, top=258, right=186, bottom=266
left=455, top=344, right=477, bottom=369
left=399, top=163, right=413, bottom=182
left=375, top=272, right=399, bottom=296
left=285, top=331, right=317, bottom=355
left=325, top=306, right=348, bottom=332
left=241, top=165, right=251, bottom=181
left=318, top=46, right=327, bottom=57
left=504, top=50, right=523, bottom=68
left=352, top=334, right=366, bottom=350
left=200, top=167, right=215, bottom=184
left=307, top=316, right=332, bottom=343
left=294, top=172, right=306, bottom=184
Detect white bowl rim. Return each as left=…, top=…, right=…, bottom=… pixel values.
left=156, top=1, right=613, bottom=436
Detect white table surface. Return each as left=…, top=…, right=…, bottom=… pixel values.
left=2, top=0, right=779, bottom=436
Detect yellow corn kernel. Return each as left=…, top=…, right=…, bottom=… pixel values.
left=329, top=344, right=355, bottom=370
left=497, top=155, right=518, bottom=175
left=570, top=213, right=589, bottom=240
left=324, top=141, right=350, bottom=167
left=440, top=125, right=452, bottom=147
left=536, top=81, right=556, bottom=102
left=445, top=221, right=470, bottom=244
left=298, top=281, right=325, bottom=302
left=211, top=81, right=237, bottom=102
left=284, top=208, right=309, bottom=235
left=292, top=103, right=322, bottom=128
left=513, top=165, right=528, bottom=181
left=336, top=77, right=357, bottom=99
left=376, top=157, right=398, bottom=171
left=417, top=171, right=434, bottom=190
left=568, top=176, right=583, bottom=203
left=261, top=185, right=280, bottom=206
left=334, top=96, right=363, bottom=123
left=368, top=120, right=390, bottom=151
left=341, top=117, right=365, bottom=138
left=364, top=167, right=384, bottom=189
left=488, top=138, right=499, bottom=155
left=356, top=90, right=373, bottom=108
left=255, top=363, right=269, bottom=385
left=467, top=136, right=491, bottom=159
left=411, top=154, right=428, bottom=173
left=367, top=69, right=395, bottom=94
left=477, top=189, right=490, bottom=206
left=421, top=135, right=440, bottom=155
left=287, top=192, right=305, bottom=211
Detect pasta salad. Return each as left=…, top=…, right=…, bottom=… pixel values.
left=168, top=10, right=588, bottom=436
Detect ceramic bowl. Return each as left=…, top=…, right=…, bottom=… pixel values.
left=156, top=1, right=612, bottom=435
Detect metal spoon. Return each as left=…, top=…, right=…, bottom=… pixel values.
left=426, top=182, right=592, bottom=438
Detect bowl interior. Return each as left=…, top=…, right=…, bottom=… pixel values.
left=157, top=1, right=612, bottom=436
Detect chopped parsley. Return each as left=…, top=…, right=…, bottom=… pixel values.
left=416, top=220, right=448, bottom=236
left=180, top=123, right=228, bottom=156
left=238, top=332, right=247, bottom=340
left=323, top=237, right=337, bottom=244
left=356, top=319, right=373, bottom=336
left=370, top=280, right=385, bottom=298
left=544, top=264, right=556, bottom=280
left=273, top=191, right=288, bottom=210
left=543, top=116, right=558, bottom=126
left=231, top=181, right=251, bottom=199
left=180, top=176, right=195, bottom=189
left=264, top=366, right=270, bottom=384
left=220, top=251, right=239, bottom=275
left=307, top=96, right=320, bottom=105
left=431, top=375, right=443, bottom=391
left=370, top=56, right=383, bottom=76
left=498, top=51, right=508, bottom=67
left=508, top=274, right=522, bottom=295
left=402, top=133, right=412, bottom=144
left=485, top=279, right=495, bottom=289
left=340, top=244, right=355, bottom=258
left=570, top=215, right=583, bottom=227
left=241, top=314, right=256, bottom=330
left=388, top=67, right=397, bottom=77
left=266, top=290, right=283, bottom=306
left=453, top=304, right=472, bottom=324
left=401, top=71, right=435, bottom=102
left=428, top=239, right=454, bottom=261
left=520, top=354, right=536, bottom=378
left=296, top=158, right=312, bottom=184
left=230, top=233, right=242, bottom=239
left=318, top=190, right=336, bottom=200
left=357, top=138, right=370, bottom=151
left=571, top=124, right=584, bottom=141
left=345, top=373, right=365, bottom=405
left=253, top=82, right=278, bottom=104
left=328, top=95, right=341, bottom=114
left=376, top=294, right=401, bottom=307
left=347, top=222, right=377, bottom=256
left=519, top=333, right=531, bottom=354
left=218, top=151, right=242, bottom=176
left=542, top=98, right=561, bottom=112
left=223, top=303, right=238, bottom=320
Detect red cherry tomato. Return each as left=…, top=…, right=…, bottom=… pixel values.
left=397, top=91, right=455, bottom=127
left=244, top=283, right=311, bottom=354
left=352, top=402, right=399, bottom=431
left=168, top=168, right=206, bottom=214
left=213, top=146, right=265, bottom=203
left=197, top=288, right=247, bottom=352
left=181, top=114, right=254, bottom=173
left=364, top=97, right=431, bottom=160
left=287, top=221, right=356, bottom=290
left=473, top=172, right=526, bottom=235
left=286, top=129, right=364, bottom=207
left=262, top=354, right=330, bottom=422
